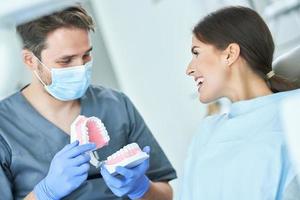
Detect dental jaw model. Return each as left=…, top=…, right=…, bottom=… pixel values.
left=71, top=115, right=110, bottom=167
left=70, top=115, right=149, bottom=174
left=105, top=143, right=149, bottom=175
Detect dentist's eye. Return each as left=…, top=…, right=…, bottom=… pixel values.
left=83, top=54, right=91, bottom=60
left=58, top=59, right=71, bottom=64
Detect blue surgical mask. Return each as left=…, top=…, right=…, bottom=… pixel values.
left=33, top=56, right=92, bottom=101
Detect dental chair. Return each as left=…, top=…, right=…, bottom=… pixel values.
left=274, top=45, right=300, bottom=200
left=273, top=45, right=300, bottom=84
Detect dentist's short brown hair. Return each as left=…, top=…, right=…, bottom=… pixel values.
left=17, top=5, right=95, bottom=59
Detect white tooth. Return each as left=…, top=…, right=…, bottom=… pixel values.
left=133, top=143, right=137, bottom=148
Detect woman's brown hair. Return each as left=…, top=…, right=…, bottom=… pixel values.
left=193, top=6, right=299, bottom=93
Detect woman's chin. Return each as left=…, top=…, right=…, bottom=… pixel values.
left=199, top=93, right=216, bottom=104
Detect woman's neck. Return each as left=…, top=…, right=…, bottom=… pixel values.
left=226, top=65, right=273, bottom=102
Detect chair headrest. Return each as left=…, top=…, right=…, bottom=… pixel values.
left=273, top=46, right=300, bottom=83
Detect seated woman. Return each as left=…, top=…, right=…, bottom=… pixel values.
left=181, top=6, right=300, bottom=200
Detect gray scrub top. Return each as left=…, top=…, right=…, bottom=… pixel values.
left=0, top=85, right=177, bottom=200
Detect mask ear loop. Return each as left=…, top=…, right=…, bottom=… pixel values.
left=31, top=53, right=51, bottom=87
left=33, top=71, right=47, bottom=87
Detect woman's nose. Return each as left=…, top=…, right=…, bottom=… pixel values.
left=186, top=62, right=195, bottom=76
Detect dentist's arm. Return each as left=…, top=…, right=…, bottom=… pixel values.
left=140, top=181, right=173, bottom=200
left=24, top=192, right=36, bottom=200
left=24, top=141, right=95, bottom=200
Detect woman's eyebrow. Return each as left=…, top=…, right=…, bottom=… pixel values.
left=191, top=46, right=199, bottom=53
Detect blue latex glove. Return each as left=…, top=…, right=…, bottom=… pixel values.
left=34, top=141, right=96, bottom=200
left=100, top=146, right=151, bottom=199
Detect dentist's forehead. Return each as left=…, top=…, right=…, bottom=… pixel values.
left=42, top=27, right=91, bottom=58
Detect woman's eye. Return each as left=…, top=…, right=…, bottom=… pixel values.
left=193, top=51, right=199, bottom=57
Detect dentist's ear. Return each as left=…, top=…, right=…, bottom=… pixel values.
left=223, top=43, right=240, bottom=66
left=22, top=49, right=38, bottom=71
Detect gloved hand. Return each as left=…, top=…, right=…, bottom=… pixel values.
left=34, top=141, right=96, bottom=200
left=100, top=146, right=151, bottom=200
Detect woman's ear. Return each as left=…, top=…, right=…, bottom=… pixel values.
left=223, top=43, right=240, bottom=66
left=22, top=49, right=38, bottom=71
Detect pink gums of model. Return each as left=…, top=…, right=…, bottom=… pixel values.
left=71, top=115, right=110, bottom=149
left=70, top=116, right=149, bottom=172
left=105, top=143, right=149, bottom=175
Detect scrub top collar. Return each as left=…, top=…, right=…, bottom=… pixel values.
left=16, top=84, right=89, bottom=136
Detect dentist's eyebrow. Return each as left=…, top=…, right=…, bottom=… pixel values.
left=56, top=47, right=93, bottom=61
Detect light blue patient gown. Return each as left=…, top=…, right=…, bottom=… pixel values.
left=181, top=89, right=300, bottom=200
